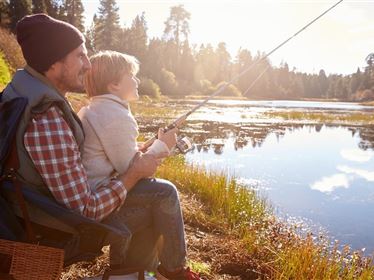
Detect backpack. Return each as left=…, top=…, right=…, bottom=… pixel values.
left=0, top=93, right=27, bottom=241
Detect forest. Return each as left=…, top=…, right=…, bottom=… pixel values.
left=1, top=0, right=374, bottom=101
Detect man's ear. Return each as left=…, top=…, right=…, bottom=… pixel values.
left=44, top=61, right=62, bottom=78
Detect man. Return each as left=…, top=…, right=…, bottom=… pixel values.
left=2, top=14, right=199, bottom=280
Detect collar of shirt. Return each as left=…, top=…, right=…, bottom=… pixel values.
left=91, top=94, right=130, bottom=110
left=24, top=65, right=64, bottom=96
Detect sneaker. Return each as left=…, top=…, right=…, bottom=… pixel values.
left=156, top=266, right=200, bottom=280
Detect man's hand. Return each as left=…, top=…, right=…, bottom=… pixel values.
left=158, top=127, right=178, bottom=150
left=119, top=152, right=160, bottom=192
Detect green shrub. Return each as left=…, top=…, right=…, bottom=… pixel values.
left=159, top=68, right=179, bottom=95
left=0, top=27, right=25, bottom=72
left=215, top=81, right=242, bottom=97
left=138, top=77, right=162, bottom=99
left=0, top=52, right=11, bottom=86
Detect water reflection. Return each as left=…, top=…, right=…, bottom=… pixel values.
left=338, top=165, right=374, bottom=182
left=139, top=119, right=374, bottom=253
left=340, top=149, right=374, bottom=163
left=139, top=120, right=374, bottom=154
left=310, top=174, right=351, bottom=193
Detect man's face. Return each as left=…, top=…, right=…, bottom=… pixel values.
left=55, top=44, right=91, bottom=93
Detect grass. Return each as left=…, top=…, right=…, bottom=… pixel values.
left=264, top=111, right=374, bottom=125
left=131, top=99, right=183, bottom=119
left=185, top=95, right=248, bottom=100
left=157, top=155, right=268, bottom=233
left=157, top=155, right=374, bottom=279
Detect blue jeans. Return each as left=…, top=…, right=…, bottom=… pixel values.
left=103, top=178, right=187, bottom=271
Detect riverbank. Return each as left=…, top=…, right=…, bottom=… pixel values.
left=62, top=155, right=374, bottom=279
left=362, top=101, right=374, bottom=106
left=263, top=110, right=374, bottom=125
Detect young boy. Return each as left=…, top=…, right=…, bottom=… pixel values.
left=78, top=50, right=174, bottom=190
left=78, top=50, right=200, bottom=280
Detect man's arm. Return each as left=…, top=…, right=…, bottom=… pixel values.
left=24, top=106, right=156, bottom=221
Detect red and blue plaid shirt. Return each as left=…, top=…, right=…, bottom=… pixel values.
left=24, top=106, right=127, bottom=221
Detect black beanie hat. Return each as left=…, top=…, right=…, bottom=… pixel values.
left=16, top=14, right=85, bottom=73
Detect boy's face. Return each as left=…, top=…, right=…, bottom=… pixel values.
left=115, top=73, right=139, bottom=101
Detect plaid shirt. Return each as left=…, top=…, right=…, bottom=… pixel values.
left=24, top=106, right=127, bottom=221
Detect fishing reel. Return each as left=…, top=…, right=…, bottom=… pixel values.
left=161, top=122, right=194, bottom=154
left=174, top=135, right=194, bottom=154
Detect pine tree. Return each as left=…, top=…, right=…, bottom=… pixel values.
left=317, top=69, right=329, bottom=97
left=126, top=13, right=148, bottom=63
left=0, top=0, right=10, bottom=27
left=9, top=0, right=31, bottom=32
left=179, top=40, right=195, bottom=82
left=234, top=48, right=253, bottom=93
left=85, top=13, right=98, bottom=53
left=163, top=5, right=190, bottom=73
left=62, top=0, right=85, bottom=32
left=215, top=42, right=231, bottom=83
left=163, top=5, right=190, bottom=47
left=45, top=0, right=62, bottom=19
left=94, top=0, right=121, bottom=51
left=32, top=0, right=47, bottom=13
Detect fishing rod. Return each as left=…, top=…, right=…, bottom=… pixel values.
left=142, top=0, right=344, bottom=152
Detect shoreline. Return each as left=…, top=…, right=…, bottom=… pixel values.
left=63, top=156, right=374, bottom=279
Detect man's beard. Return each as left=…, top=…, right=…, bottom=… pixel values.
left=59, top=66, right=86, bottom=93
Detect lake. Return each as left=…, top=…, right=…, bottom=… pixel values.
left=137, top=99, right=374, bottom=253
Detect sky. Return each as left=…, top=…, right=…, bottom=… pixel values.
left=82, top=0, right=374, bottom=75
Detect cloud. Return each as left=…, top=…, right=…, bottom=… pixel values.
left=340, top=149, right=374, bottom=163
left=337, top=165, right=374, bottom=182
left=310, top=173, right=350, bottom=193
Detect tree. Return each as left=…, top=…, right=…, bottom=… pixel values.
left=85, top=13, right=98, bottom=53
left=163, top=5, right=190, bottom=47
left=94, top=0, right=121, bottom=51
left=32, top=0, right=47, bottom=13
left=163, top=4, right=190, bottom=72
left=195, top=44, right=219, bottom=82
left=9, top=0, right=31, bottom=32
left=125, top=13, right=148, bottom=64
left=62, top=0, right=85, bottom=32
left=234, top=48, right=253, bottom=93
left=45, top=0, right=62, bottom=19
left=318, top=69, right=329, bottom=97
left=0, top=0, right=10, bottom=27
left=214, top=42, right=231, bottom=83
left=178, top=40, right=195, bottom=82
left=143, top=38, right=164, bottom=82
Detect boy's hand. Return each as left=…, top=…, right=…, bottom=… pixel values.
left=120, top=152, right=161, bottom=191
left=158, top=127, right=178, bottom=150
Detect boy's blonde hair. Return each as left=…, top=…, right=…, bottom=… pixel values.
left=85, top=50, right=139, bottom=97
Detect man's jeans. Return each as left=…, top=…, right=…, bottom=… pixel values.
left=103, top=178, right=187, bottom=271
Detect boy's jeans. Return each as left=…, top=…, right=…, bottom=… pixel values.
left=103, top=178, right=187, bottom=271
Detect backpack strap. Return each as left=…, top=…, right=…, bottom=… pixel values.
left=1, top=143, right=37, bottom=243
left=0, top=96, right=36, bottom=243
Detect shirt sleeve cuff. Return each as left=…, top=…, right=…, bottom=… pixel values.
left=110, top=179, right=128, bottom=208
left=145, top=139, right=170, bottom=157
